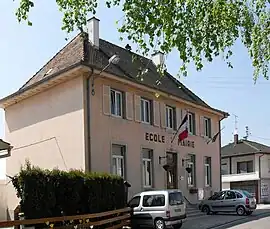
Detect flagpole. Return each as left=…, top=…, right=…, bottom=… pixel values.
left=171, top=109, right=188, bottom=143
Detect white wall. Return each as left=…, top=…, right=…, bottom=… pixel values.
left=258, top=154, right=270, bottom=179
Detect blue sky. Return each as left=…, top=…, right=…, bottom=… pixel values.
left=0, top=1, right=270, bottom=176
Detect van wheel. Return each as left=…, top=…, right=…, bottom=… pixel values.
left=154, top=218, right=165, bottom=229
left=236, top=206, right=246, bottom=216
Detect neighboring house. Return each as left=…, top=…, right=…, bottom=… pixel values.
left=221, top=134, right=270, bottom=203
left=0, top=139, right=12, bottom=220
left=0, top=17, right=228, bottom=219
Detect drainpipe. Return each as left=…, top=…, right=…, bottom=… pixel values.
left=85, top=68, right=94, bottom=172
left=258, top=153, right=264, bottom=203
left=219, top=114, right=227, bottom=191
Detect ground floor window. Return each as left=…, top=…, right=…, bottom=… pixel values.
left=187, top=154, right=196, bottom=187
left=142, top=148, right=153, bottom=188
left=204, top=157, right=212, bottom=186
left=112, top=144, right=125, bottom=178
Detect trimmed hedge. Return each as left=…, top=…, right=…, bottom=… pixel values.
left=12, top=160, right=126, bottom=219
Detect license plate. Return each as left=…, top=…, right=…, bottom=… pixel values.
left=175, top=208, right=181, bottom=212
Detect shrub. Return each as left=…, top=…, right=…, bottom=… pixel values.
left=11, top=160, right=126, bottom=219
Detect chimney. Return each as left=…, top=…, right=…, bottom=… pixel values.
left=152, top=51, right=165, bottom=67
left=87, top=17, right=100, bottom=48
left=234, top=129, right=239, bottom=145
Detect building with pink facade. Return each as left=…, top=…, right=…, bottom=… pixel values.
left=0, top=17, right=228, bottom=219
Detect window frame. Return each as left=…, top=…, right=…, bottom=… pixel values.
left=142, top=158, right=153, bottom=188
left=188, top=112, right=196, bottom=135
left=204, top=157, right=212, bottom=187
left=166, top=105, right=175, bottom=129
left=237, top=160, right=254, bottom=174
left=187, top=161, right=195, bottom=187
left=141, top=98, right=151, bottom=124
left=112, top=155, right=125, bottom=178
left=110, top=89, right=123, bottom=117
left=111, top=144, right=126, bottom=178
left=203, top=117, right=211, bottom=138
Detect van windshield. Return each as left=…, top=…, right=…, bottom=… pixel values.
left=169, top=192, right=184, bottom=206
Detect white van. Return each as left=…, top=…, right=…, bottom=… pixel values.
left=128, top=189, right=186, bottom=229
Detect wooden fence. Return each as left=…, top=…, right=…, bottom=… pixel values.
left=0, top=208, right=131, bottom=229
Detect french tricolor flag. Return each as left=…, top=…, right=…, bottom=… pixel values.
left=177, top=114, right=188, bottom=144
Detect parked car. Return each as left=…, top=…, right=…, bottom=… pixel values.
left=198, top=189, right=257, bottom=216
left=127, top=189, right=186, bottom=229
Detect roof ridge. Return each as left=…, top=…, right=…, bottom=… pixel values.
left=19, top=33, right=83, bottom=90
left=242, top=140, right=259, bottom=151
left=99, top=38, right=152, bottom=62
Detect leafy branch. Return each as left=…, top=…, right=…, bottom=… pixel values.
left=14, top=0, right=270, bottom=81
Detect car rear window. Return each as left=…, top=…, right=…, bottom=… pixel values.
left=242, top=190, right=253, bottom=198
left=142, top=194, right=165, bottom=207
left=169, top=192, right=184, bottom=206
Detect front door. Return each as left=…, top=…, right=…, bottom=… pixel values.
left=211, top=191, right=226, bottom=211
left=223, top=190, right=237, bottom=212
left=166, top=152, right=178, bottom=189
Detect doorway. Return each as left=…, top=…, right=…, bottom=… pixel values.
left=166, top=152, right=178, bottom=189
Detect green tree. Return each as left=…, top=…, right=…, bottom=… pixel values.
left=15, top=0, right=269, bottom=81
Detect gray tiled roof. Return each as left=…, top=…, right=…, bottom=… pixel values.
left=221, top=139, right=270, bottom=157
left=7, top=33, right=227, bottom=114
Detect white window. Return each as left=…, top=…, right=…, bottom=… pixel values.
left=110, top=89, right=123, bottom=117
left=112, top=144, right=125, bottom=177
left=142, top=149, right=153, bottom=188
left=187, top=162, right=194, bottom=186
left=205, top=157, right=211, bottom=186
left=141, top=98, right=151, bottom=123
left=166, top=105, right=175, bottom=129
left=204, top=117, right=211, bottom=137
left=187, top=155, right=196, bottom=186
left=188, top=112, right=196, bottom=134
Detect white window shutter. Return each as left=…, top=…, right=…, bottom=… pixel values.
left=134, top=95, right=141, bottom=122
left=176, top=108, right=182, bottom=128
left=153, top=101, right=160, bottom=127
left=160, top=102, right=166, bottom=128
left=200, top=116, right=205, bottom=137
left=103, top=85, right=110, bottom=115
left=125, top=92, right=134, bottom=120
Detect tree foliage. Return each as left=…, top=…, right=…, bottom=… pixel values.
left=15, top=0, right=269, bottom=81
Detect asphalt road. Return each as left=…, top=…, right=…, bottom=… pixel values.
left=227, top=215, right=270, bottom=229
left=182, top=209, right=270, bottom=229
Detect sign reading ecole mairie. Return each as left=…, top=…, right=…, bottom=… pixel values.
left=144, top=132, right=195, bottom=148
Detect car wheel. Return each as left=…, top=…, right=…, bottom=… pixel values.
left=236, top=206, right=246, bottom=216
left=154, top=218, right=165, bottom=229
left=202, top=205, right=210, bottom=215
left=246, top=211, right=253, bottom=216
left=173, top=220, right=183, bottom=229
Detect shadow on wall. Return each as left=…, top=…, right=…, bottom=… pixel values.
left=0, top=180, right=7, bottom=221
left=5, top=78, right=84, bottom=133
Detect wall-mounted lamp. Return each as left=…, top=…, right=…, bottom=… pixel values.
left=91, top=54, right=120, bottom=95
left=159, top=155, right=168, bottom=164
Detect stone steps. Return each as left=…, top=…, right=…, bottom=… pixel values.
left=185, top=205, right=206, bottom=219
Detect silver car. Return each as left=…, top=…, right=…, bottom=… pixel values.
left=128, top=190, right=186, bottom=229
left=198, top=190, right=257, bottom=216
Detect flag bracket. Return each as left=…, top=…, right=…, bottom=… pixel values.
left=159, top=155, right=168, bottom=164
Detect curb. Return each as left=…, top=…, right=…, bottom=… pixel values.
left=206, top=212, right=270, bottom=229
